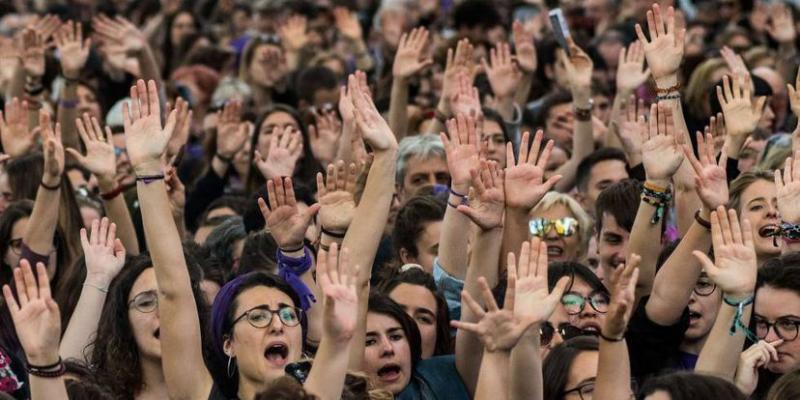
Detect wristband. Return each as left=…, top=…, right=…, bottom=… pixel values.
left=447, top=201, right=460, bottom=209
left=654, top=81, right=682, bottom=94
left=641, top=185, right=672, bottom=224
left=280, top=243, right=305, bottom=253
left=40, top=180, right=61, bottom=191
left=27, top=357, right=66, bottom=378
left=63, top=75, right=79, bottom=85
left=83, top=282, right=109, bottom=293
left=598, top=331, right=625, bottom=342
left=657, top=93, right=681, bottom=102
left=643, top=180, right=668, bottom=193
left=100, top=185, right=124, bottom=200
left=215, top=153, right=233, bottom=163
left=723, top=295, right=759, bottom=342
left=449, top=187, right=467, bottom=198
left=321, top=227, right=346, bottom=238
left=59, top=99, right=78, bottom=109
left=694, top=210, right=711, bottom=230
left=574, top=104, right=592, bottom=121
left=24, top=84, right=44, bottom=96
left=276, top=246, right=316, bottom=310
left=135, top=173, right=165, bottom=184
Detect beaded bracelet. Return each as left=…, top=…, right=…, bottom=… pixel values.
left=654, top=81, right=682, bottom=94
left=657, top=93, right=681, bottom=102
left=27, top=357, right=66, bottom=378
left=641, top=186, right=672, bottom=224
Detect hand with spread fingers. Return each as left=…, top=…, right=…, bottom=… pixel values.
left=634, top=4, right=685, bottom=86
left=692, top=207, right=757, bottom=300
left=166, top=98, right=191, bottom=160
left=308, top=109, right=342, bottom=165
left=766, top=2, right=796, bottom=44
left=393, top=27, right=433, bottom=80
left=775, top=150, right=800, bottom=224
left=511, top=238, right=570, bottom=329
left=717, top=75, right=766, bottom=149
left=67, top=113, right=117, bottom=185
left=278, top=15, right=309, bottom=52
left=558, top=37, right=593, bottom=94
left=720, top=46, right=750, bottom=81
left=254, top=126, right=303, bottom=179
left=316, top=161, right=359, bottom=234
left=449, top=73, right=482, bottom=118
left=504, top=130, right=562, bottom=210
left=21, top=28, right=46, bottom=78
left=614, top=95, right=646, bottom=166
left=54, top=20, right=91, bottom=80
left=512, top=20, right=537, bottom=74
left=2, top=261, right=61, bottom=366
left=456, top=160, right=505, bottom=231
left=616, top=41, right=650, bottom=94
left=215, top=100, right=249, bottom=161
left=123, top=79, right=178, bottom=176
left=82, top=217, right=126, bottom=289
left=482, top=42, right=522, bottom=101
left=683, top=131, right=729, bottom=211
left=258, top=177, right=320, bottom=251
left=603, top=254, right=641, bottom=340
left=317, top=243, right=360, bottom=342
left=440, top=39, right=480, bottom=115
left=333, top=7, right=363, bottom=42
left=348, top=73, right=397, bottom=151
left=441, top=114, right=482, bottom=194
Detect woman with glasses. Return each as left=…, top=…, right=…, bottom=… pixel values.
left=549, top=261, right=609, bottom=335
left=528, top=192, right=593, bottom=263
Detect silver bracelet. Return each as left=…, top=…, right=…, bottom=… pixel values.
left=83, top=282, right=109, bottom=293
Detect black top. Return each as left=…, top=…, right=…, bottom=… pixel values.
left=208, top=383, right=231, bottom=400
left=626, top=295, right=690, bottom=386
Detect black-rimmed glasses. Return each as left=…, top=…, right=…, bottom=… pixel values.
left=753, top=316, right=800, bottom=342
left=561, top=292, right=609, bottom=315
left=232, top=305, right=302, bottom=329
left=693, top=278, right=717, bottom=297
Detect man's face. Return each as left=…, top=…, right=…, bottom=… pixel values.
left=399, top=155, right=449, bottom=202
left=544, top=102, right=574, bottom=151
left=580, top=159, right=629, bottom=215
left=597, top=212, right=630, bottom=285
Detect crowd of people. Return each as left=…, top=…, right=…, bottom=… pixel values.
left=3, top=0, right=800, bottom=399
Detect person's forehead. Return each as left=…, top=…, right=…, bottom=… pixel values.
left=600, top=212, right=627, bottom=234
left=406, top=155, right=447, bottom=173
left=589, top=159, right=628, bottom=183
left=234, top=286, right=294, bottom=314
left=391, top=283, right=437, bottom=311
left=756, top=286, right=800, bottom=317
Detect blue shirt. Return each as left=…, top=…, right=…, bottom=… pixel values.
left=397, top=355, right=469, bottom=400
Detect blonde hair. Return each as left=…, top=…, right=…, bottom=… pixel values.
left=685, top=58, right=727, bottom=119
left=530, top=192, right=593, bottom=258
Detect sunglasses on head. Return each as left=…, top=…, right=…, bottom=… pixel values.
left=529, top=217, right=579, bottom=238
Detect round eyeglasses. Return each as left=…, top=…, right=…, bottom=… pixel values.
left=232, top=305, right=302, bottom=329
left=753, top=316, right=800, bottom=342
left=128, top=290, right=158, bottom=313
left=693, top=278, right=717, bottom=297
left=561, top=292, right=609, bottom=315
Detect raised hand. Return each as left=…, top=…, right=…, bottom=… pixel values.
left=392, top=27, right=433, bottom=80
left=720, top=46, right=750, bottom=81
left=718, top=75, right=766, bottom=141
left=166, top=98, right=191, bottom=159
left=603, top=254, right=641, bottom=340
left=457, top=160, right=505, bottom=231
left=92, top=15, right=146, bottom=55
left=308, top=109, right=342, bottom=165
left=254, top=126, right=302, bottom=179
left=482, top=42, right=522, bottom=101
left=40, top=112, right=64, bottom=187
left=67, top=113, right=116, bottom=184
left=0, top=98, right=35, bottom=158
left=616, top=41, right=650, bottom=94
left=349, top=73, right=396, bottom=151
left=27, top=14, right=62, bottom=43
left=511, top=238, right=570, bottom=328
left=316, top=161, right=358, bottom=233
left=54, top=20, right=91, bottom=80
left=279, top=15, right=309, bottom=52
left=216, top=100, right=249, bottom=160
left=684, top=131, right=729, bottom=210
left=451, top=277, right=523, bottom=352
left=441, top=114, right=481, bottom=192
left=164, top=167, right=186, bottom=218
left=641, top=102, right=684, bottom=184
left=317, top=242, right=360, bottom=342
left=775, top=150, right=800, bottom=224
left=558, top=38, right=593, bottom=92
left=767, top=2, right=796, bottom=44
left=2, top=261, right=61, bottom=365
left=504, top=130, right=561, bottom=210
left=512, top=20, right=537, bottom=74
left=21, top=28, right=45, bottom=78
left=333, top=7, right=363, bottom=42
left=614, top=95, right=645, bottom=165
left=123, top=80, right=177, bottom=176
left=449, top=73, right=482, bottom=118
left=692, top=207, right=757, bottom=299
left=735, top=339, right=782, bottom=396
left=440, top=39, right=479, bottom=113
left=635, top=4, right=685, bottom=85
left=258, top=177, right=320, bottom=251
left=82, top=217, right=126, bottom=289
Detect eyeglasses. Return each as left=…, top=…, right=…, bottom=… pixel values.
left=529, top=217, right=579, bottom=238
left=693, top=278, right=717, bottom=297
left=128, top=290, right=158, bottom=313
left=561, top=292, right=609, bottom=315
left=232, top=305, right=302, bottom=329
left=753, top=316, right=800, bottom=342
left=562, top=379, right=638, bottom=400
left=114, top=147, right=126, bottom=157
left=540, top=322, right=589, bottom=346
left=8, top=238, right=22, bottom=255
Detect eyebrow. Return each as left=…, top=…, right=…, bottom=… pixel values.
left=387, top=327, right=404, bottom=335
left=747, top=197, right=767, bottom=205
left=413, top=307, right=436, bottom=317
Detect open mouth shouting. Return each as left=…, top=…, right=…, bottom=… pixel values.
left=376, top=363, right=403, bottom=384
left=264, top=342, right=290, bottom=367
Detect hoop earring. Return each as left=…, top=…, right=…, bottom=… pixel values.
left=227, top=355, right=237, bottom=377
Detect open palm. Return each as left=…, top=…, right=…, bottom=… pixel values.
left=693, top=207, right=757, bottom=297
left=512, top=238, right=569, bottom=326
left=318, top=243, right=359, bottom=342
left=258, top=177, right=319, bottom=249
left=504, top=131, right=560, bottom=210
left=457, top=161, right=505, bottom=230
left=124, top=80, right=176, bottom=174
left=775, top=151, right=800, bottom=223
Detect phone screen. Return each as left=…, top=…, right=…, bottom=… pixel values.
left=548, top=8, right=571, bottom=56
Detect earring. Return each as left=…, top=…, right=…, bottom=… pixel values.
left=227, top=355, right=237, bottom=378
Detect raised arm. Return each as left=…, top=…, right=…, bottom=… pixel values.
left=333, top=7, right=374, bottom=72
left=66, top=113, right=140, bottom=255
left=628, top=102, right=685, bottom=301
left=59, top=218, right=125, bottom=361
left=253, top=126, right=303, bottom=181
left=54, top=21, right=91, bottom=151
left=694, top=207, right=758, bottom=380
left=425, top=39, right=480, bottom=135
left=511, top=21, right=537, bottom=108
left=24, top=113, right=63, bottom=257
left=482, top=42, right=522, bottom=121
left=316, top=161, right=358, bottom=257
left=594, top=255, right=640, bottom=400
left=454, top=160, right=506, bottom=395
left=3, top=261, right=67, bottom=400
left=437, top=114, right=482, bottom=280
left=304, top=243, right=359, bottom=400
left=775, top=152, right=800, bottom=254
left=0, top=98, right=37, bottom=158
left=340, top=73, right=399, bottom=369
left=552, top=39, right=594, bottom=192
left=607, top=41, right=650, bottom=150
left=123, top=79, right=213, bottom=398
left=718, top=74, right=766, bottom=163
left=390, top=27, right=432, bottom=139
left=646, top=132, right=727, bottom=325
